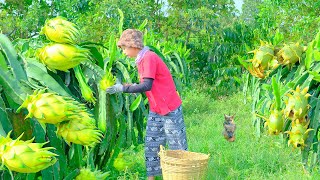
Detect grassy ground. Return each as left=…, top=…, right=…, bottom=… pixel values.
left=183, top=88, right=319, bottom=180
left=116, top=87, right=320, bottom=179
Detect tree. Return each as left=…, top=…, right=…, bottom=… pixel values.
left=240, top=0, right=320, bottom=43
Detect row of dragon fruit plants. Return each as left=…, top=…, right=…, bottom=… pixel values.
left=0, top=12, right=190, bottom=179
left=239, top=30, right=320, bottom=171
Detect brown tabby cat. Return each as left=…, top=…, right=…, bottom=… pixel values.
left=223, top=114, right=236, bottom=142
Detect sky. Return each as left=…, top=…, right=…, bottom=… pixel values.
left=234, top=0, right=244, bottom=13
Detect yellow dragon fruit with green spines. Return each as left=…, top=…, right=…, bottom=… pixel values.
left=277, top=42, right=304, bottom=67
left=99, top=70, right=116, bottom=91
left=284, top=86, right=311, bottom=121
left=41, top=16, right=80, bottom=44
left=0, top=132, right=58, bottom=173
left=17, top=89, right=89, bottom=126
left=75, top=168, right=110, bottom=180
left=249, top=40, right=275, bottom=69
left=36, top=43, right=90, bottom=72
left=285, top=120, right=313, bottom=148
left=247, top=40, right=279, bottom=78
left=56, top=112, right=103, bottom=146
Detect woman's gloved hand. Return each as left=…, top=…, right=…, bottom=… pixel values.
left=106, top=79, right=123, bottom=94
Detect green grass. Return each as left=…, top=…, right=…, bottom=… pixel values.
left=183, top=88, right=320, bottom=180
left=116, top=87, right=319, bottom=179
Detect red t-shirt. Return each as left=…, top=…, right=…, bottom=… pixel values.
left=137, top=51, right=182, bottom=115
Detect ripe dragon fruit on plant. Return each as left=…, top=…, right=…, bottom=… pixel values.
left=285, top=120, right=313, bottom=148
left=249, top=40, right=275, bottom=69
left=40, top=16, right=81, bottom=44
left=247, top=40, right=279, bottom=78
left=17, top=89, right=103, bottom=146
left=36, top=43, right=91, bottom=72
left=0, top=132, right=57, bottom=173
left=75, top=168, right=109, bottom=180
left=17, top=89, right=90, bottom=125
left=284, top=86, right=311, bottom=122
left=277, top=42, right=304, bottom=67
left=56, top=112, right=103, bottom=147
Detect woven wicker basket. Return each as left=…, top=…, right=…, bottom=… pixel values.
left=159, top=145, right=210, bottom=180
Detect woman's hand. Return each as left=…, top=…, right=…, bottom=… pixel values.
left=106, top=83, right=123, bottom=94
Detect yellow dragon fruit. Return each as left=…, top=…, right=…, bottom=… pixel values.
left=285, top=120, right=313, bottom=148
left=36, top=43, right=90, bottom=72
left=284, top=86, right=311, bottom=121
left=247, top=40, right=279, bottom=79
left=56, top=112, right=103, bottom=146
left=75, top=168, right=109, bottom=180
left=41, top=16, right=80, bottom=44
left=249, top=40, right=276, bottom=69
left=0, top=132, right=57, bottom=173
left=277, top=42, right=304, bottom=67
left=17, top=89, right=89, bottom=125
left=99, top=70, right=116, bottom=91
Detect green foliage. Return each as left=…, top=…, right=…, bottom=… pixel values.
left=2, top=0, right=320, bottom=92
left=0, top=9, right=189, bottom=177
left=183, top=88, right=319, bottom=179
left=163, top=0, right=242, bottom=91
left=241, top=0, right=320, bottom=43
left=0, top=0, right=163, bottom=42
left=243, top=29, right=320, bottom=172
left=0, top=0, right=241, bottom=91
left=2, top=0, right=320, bottom=177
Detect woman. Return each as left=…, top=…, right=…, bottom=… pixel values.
left=106, top=29, right=188, bottom=179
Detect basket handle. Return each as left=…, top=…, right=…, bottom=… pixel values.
left=160, top=145, right=165, bottom=151
left=158, top=145, right=165, bottom=157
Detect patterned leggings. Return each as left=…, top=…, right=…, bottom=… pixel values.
left=145, top=105, right=188, bottom=176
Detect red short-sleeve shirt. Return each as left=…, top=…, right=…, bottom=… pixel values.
left=137, top=51, right=182, bottom=115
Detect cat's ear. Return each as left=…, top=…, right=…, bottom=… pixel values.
left=224, top=114, right=227, bottom=118
left=232, top=114, right=236, bottom=118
